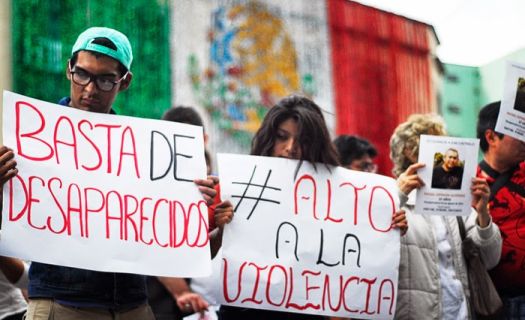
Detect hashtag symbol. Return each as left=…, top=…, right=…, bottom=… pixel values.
left=232, top=165, right=281, bottom=220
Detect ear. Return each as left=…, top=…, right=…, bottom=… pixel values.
left=484, top=129, right=500, bottom=146
left=118, top=72, right=133, bottom=92
left=66, top=60, right=72, bottom=80
left=203, top=132, right=209, bottom=146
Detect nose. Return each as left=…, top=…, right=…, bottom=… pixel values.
left=284, top=138, right=295, bottom=155
left=84, top=79, right=98, bottom=93
left=284, top=138, right=300, bottom=158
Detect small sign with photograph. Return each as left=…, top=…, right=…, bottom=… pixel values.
left=415, top=135, right=479, bottom=216
left=495, top=61, right=525, bottom=141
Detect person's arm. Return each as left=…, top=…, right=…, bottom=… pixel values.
left=0, top=148, right=28, bottom=291
left=210, top=200, right=233, bottom=258
left=0, top=146, right=18, bottom=187
left=470, top=177, right=491, bottom=228
left=157, top=276, right=209, bottom=316
left=201, top=182, right=233, bottom=258
left=209, top=227, right=223, bottom=259
left=0, top=146, right=18, bottom=220
left=0, top=256, right=27, bottom=285
left=466, top=177, right=502, bottom=269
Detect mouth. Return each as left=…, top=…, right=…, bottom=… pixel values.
left=80, top=98, right=99, bottom=109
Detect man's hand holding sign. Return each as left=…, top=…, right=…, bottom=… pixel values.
left=0, top=91, right=218, bottom=278
left=0, top=146, right=18, bottom=186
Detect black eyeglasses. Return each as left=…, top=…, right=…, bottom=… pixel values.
left=68, top=62, right=128, bottom=92
left=348, top=161, right=378, bottom=173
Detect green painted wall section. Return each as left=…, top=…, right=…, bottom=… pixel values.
left=442, top=48, right=525, bottom=138
left=440, top=64, right=482, bottom=138
left=479, top=50, right=525, bottom=105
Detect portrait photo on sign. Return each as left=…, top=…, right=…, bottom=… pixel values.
left=513, top=77, right=525, bottom=113
left=430, top=148, right=464, bottom=190
left=415, top=135, right=479, bottom=216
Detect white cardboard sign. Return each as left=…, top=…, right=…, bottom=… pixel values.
left=495, top=61, right=525, bottom=141
left=0, top=91, right=211, bottom=277
left=415, top=135, right=479, bottom=216
left=218, top=153, right=400, bottom=319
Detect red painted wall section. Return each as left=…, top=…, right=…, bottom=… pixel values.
left=328, top=0, right=435, bottom=176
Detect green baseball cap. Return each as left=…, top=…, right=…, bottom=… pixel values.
left=72, top=27, right=133, bottom=70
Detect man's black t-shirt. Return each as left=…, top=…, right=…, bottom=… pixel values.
left=431, top=165, right=463, bottom=189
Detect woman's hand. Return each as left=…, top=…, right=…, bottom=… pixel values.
left=397, top=163, right=425, bottom=195
left=210, top=200, right=232, bottom=257
left=470, top=177, right=490, bottom=228
left=157, top=276, right=209, bottom=317
left=176, top=291, right=209, bottom=317
left=214, top=200, right=234, bottom=229
left=194, top=176, right=219, bottom=206
left=392, top=209, right=408, bottom=236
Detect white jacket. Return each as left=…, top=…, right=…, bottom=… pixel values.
left=394, top=192, right=502, bottom=320
left=0, top=262, right=28, bottom=319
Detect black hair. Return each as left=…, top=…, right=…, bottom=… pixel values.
left=162, top=105, right=204, bottom=128
left=333, top=135, right=377, bottom=166
left=251, top=95, right=340, bottom=168
left=70, top=37, right=128, bottom=76
left=477, top=101, right=503, bottom=152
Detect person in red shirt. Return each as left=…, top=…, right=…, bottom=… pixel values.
left=476, top=101, right=525, bottom=318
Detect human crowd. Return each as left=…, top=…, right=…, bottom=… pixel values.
left=0, top=27, right=523, bottom=320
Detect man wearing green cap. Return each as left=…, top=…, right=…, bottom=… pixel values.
left=63, top=26, right=133, bottom=114
left=0, top=27, right=218, bottom=320
left=29, top=26, right=153, bottom=320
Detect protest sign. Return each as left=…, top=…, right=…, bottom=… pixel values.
left=217, top=153, right=400, bottom=319
left=415, top=135, right=479, bottom=216
left=495, top=61, right=525, bottom=142
left=0, top=91, right=211, bottom=277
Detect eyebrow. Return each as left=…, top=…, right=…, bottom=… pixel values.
left=73, top=66, right=119, bottom=78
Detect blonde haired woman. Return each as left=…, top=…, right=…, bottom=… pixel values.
left=390, top=114, right=501, bottom=319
